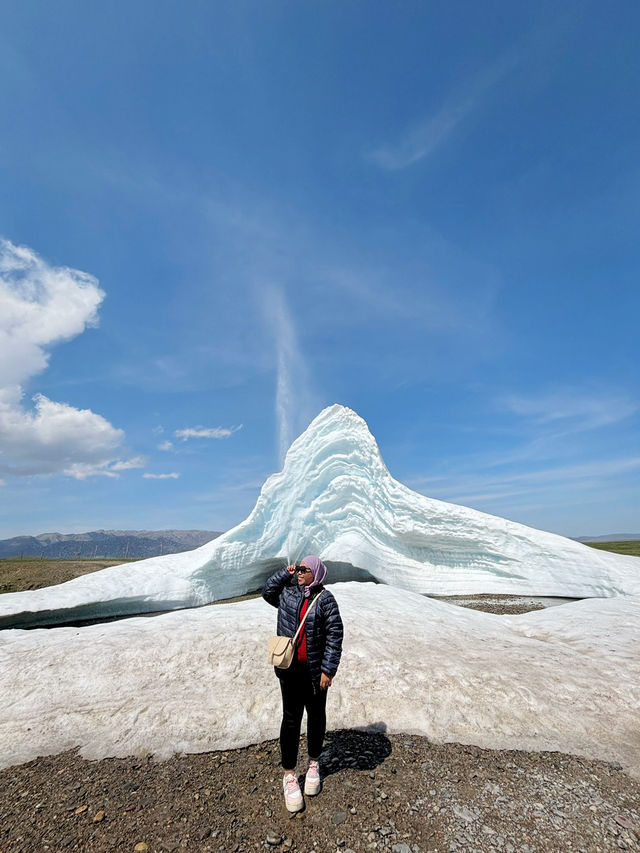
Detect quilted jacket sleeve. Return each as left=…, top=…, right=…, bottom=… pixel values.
left=319, top=591, right=343, bottom=678
left=262, top=567, right=293, bottom=608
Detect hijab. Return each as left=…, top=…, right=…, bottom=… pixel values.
left=300, top=554, right=327, bottom=598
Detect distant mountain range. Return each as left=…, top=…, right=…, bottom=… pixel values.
left=577, top=534, right=640, bottom=542
left=0, top=530, right=222, bottom=559
left=1, top=529, right=637, bottom=560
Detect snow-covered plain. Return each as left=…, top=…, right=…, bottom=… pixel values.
left=2, top=583, right=639, bottom=776
left=1, top=405, right=638, bottom=628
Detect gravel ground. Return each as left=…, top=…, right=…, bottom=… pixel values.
left=429, top=594, right=549, bottom=615
left=2, top=732, right=638, bottom=853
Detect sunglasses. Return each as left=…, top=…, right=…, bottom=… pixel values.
left=295, top=565, right=312, bottom=575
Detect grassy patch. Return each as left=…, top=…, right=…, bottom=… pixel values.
left=0, top=558, right=138, bottom=594
left=585, top=540, right=640, bottom=557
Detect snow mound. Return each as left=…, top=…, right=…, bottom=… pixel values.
left=1, top=584, right=639, bottom=776
left=1, top=405, right=638, bottom=628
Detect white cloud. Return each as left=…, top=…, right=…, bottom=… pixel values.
left=63, top=462, right=120, bottom=480
left=0, top=238, right=105, bottom=388
left=175, top=425, right=242, bottom=440
left=143, top=472, right=180, bottom=480
left=0, top=239, right=127, bottom=478
left=157, top=440, right=174, bottom=451
left=61, top=456, right=147, bottom=480
left=0, top=393, right=124, bottom=478
left=111, top=456, right=147, bottom=471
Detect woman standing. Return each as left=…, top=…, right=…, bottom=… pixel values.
left=262, top=555, right=344, bottom=812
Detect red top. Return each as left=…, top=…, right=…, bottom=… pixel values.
left=296, top=598, right=309, bottom=662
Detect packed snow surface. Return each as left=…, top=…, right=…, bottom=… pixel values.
left=1, top=405, right=639, bottom=628
left=1, top=584, right=639, bottom=775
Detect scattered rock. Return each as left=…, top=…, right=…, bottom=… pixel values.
left=453, top=805, right=479, bottom=823
left=93, top=810, right=105, bottom=822
left=615, top=815, right=637, bottom=830
left=332, top=810, right=347, bottom=825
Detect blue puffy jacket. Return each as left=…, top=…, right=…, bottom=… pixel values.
left=262, top=567, right=343, bottom=689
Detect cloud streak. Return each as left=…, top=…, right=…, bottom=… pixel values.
left=261, top=285, right=317, bottom=467
left=111, top=456, right=147, bottom=471
left=404, top=381, right=640, bottom=534
left=406, top=454, right=640, bottom=538
left=174, top=425, right=243, bottom=440
left=369, top=54, right=516, bottom=171
left=503, top=390, right=638, bottom=431
left=143, top=472, right=180, bottom=480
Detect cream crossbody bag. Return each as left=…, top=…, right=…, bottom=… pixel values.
left=267, top=592, right=324, bottom=669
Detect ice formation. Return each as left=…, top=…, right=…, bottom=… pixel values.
left=1, top=584, right=639, bottom=776
left=1, top=405, right=639, bottom=628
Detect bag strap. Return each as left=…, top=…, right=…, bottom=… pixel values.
left=291, top=591, right=323, bottom=643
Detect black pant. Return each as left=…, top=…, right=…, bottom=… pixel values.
left=279, top=661, right=328, bottom=769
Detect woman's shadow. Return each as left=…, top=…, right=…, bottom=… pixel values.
left=316, top=723, right=392, bottom=780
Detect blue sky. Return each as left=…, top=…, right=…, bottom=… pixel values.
left=0, top=0, right=638, bottom=539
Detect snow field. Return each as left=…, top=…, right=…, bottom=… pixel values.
left=1, top=583, right=638, bottom=776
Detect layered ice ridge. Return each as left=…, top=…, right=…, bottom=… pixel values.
left=1, top=404, right=638, bottom=627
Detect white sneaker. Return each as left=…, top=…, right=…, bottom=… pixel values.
left=304, top=760, right=321, bottom=796
left=283, top=772, right=303, bottom=812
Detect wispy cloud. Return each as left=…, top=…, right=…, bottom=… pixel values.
left=111, top=456, right=147, bottom=471
left=407, top=388, right=640, bottom=529
left=174, top=425, right=242, bottom=440
left=369, top=54, right=517, bottom=170
left=502, top=390, right=638, bottom=431
left=62, top=455, right=148, bottom=480
left=157, top=440, right=174, bottom=451
left=415, top=456, right=640, bottom=506
left=143, top=472, right=180, bottom=480
left=104, top=187, right=500, bottom=403
left=261, top=285, right=318, bottom=466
